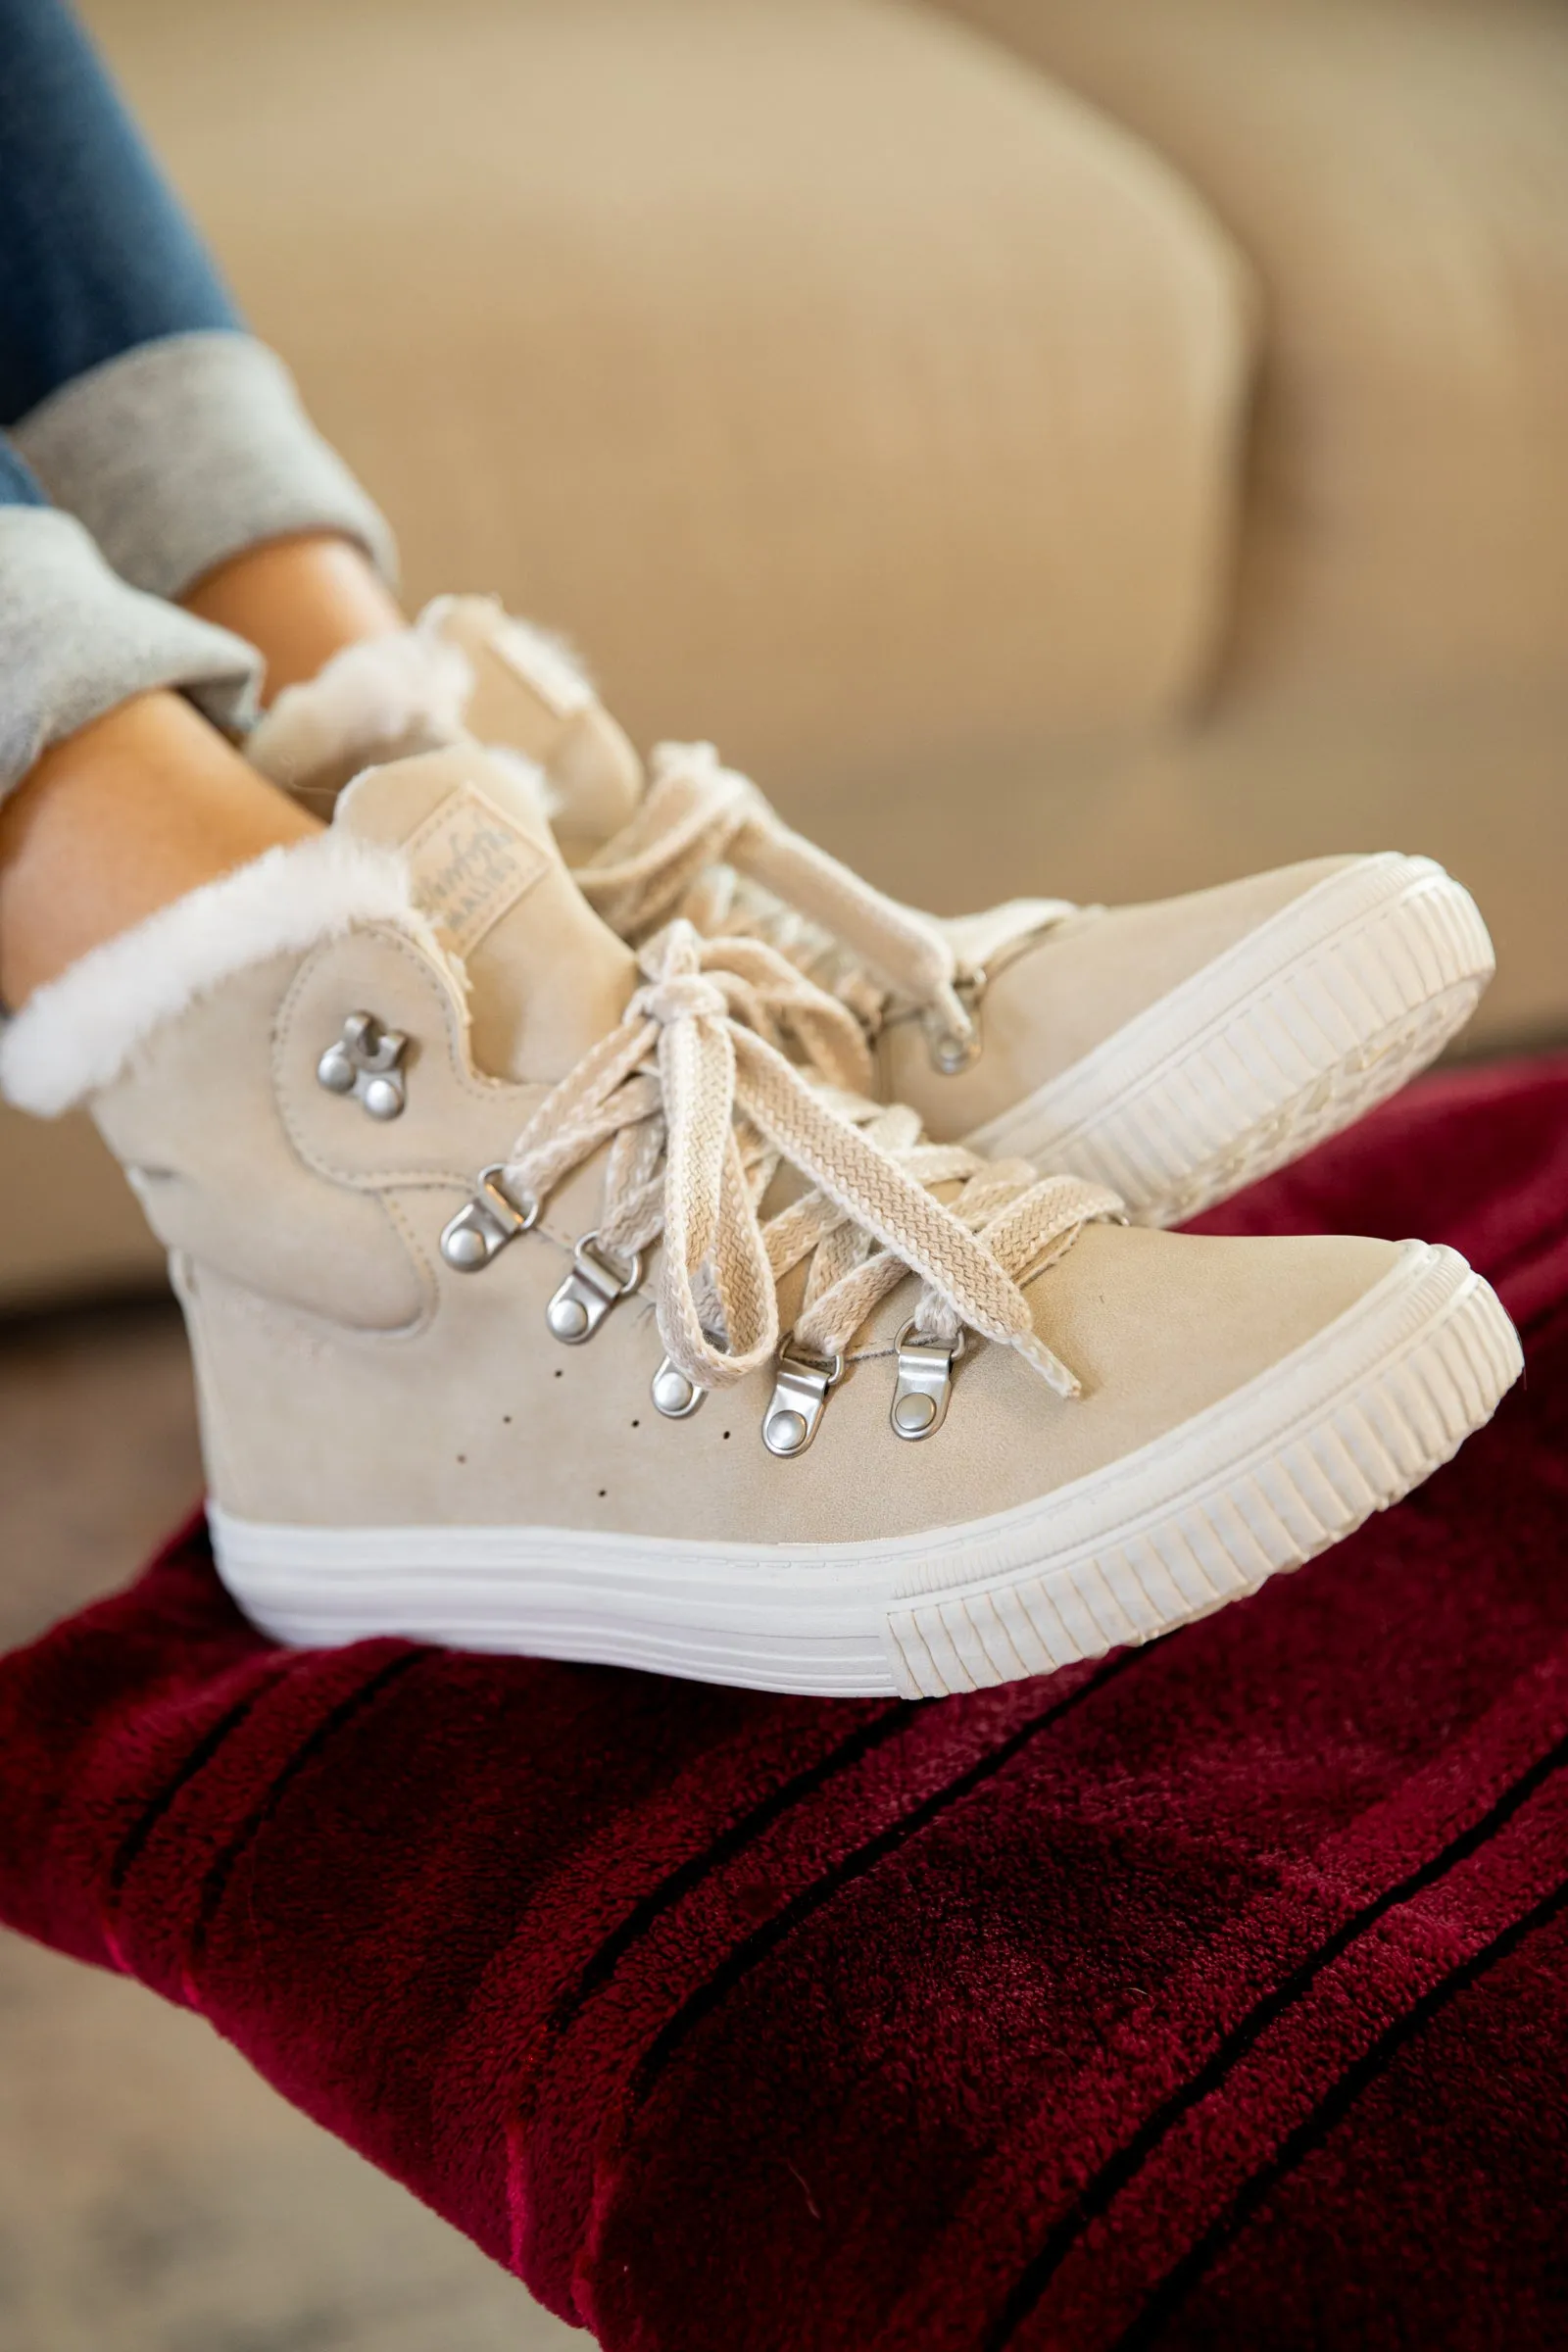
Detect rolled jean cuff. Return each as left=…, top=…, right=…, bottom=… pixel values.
left=9, top=329, right=398, bottom=601
left=0, top=508, right=263, bottom=796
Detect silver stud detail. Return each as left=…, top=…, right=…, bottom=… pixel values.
left=922, top=971, right=986, bottom=1076
left=439, top=1167, right=538, bottom=1272
left=890, top=1321, right=962, bottom=1442
left=651, top=1357, right=706, bottom=1419
left=316, top=1011, right=409, bottom=1119
left=545, top=1232, right=642, bottom=1346
left=548, top=1295, right=591, bottom=1341
left=761, top=1349, right=844, bottom=1458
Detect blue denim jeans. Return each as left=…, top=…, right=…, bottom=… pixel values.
left=0, top=0, right=240, bottom=436
left=0, top=0, right=393, bottom=794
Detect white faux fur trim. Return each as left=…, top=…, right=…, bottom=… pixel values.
left=247, top=600, right=600, bottom=799
left=0, top=831, right=425, bottom=1117
left=247, top=623, right=473, bottom=791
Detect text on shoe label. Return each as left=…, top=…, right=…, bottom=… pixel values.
left=404, top=785, right=551, bottom=957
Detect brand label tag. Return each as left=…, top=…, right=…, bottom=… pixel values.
left=404, top=785, right=550, bottom=956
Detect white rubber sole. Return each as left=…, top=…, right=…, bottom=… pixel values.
left=964, top=857, right=1494, bottom=1226
left=211, top=1243, right=1520, bottom=1700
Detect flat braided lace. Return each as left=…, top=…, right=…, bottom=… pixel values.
left=499, top=919, right=1122, bottom=1398
left=572, top=740, right=986, bottom=1046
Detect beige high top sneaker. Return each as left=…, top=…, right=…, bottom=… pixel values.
left=251, top=600, right=1497, bottom=1228
left=2, top=745, right=1520, bottom=1699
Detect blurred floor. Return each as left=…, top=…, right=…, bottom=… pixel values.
left=0, top=1301, right=576, bottom=2351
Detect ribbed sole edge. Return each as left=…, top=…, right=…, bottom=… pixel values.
left=886, top=1256, right=1519, bottom=1697
left=212, top=1249, right=1520, bottom=1701
left=970, top=861, right=1494, bottom=1226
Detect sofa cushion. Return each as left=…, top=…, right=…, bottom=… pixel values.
left=945, top=0, right=1568, bottom=698
left=85, top=0, right=1252, bottom=780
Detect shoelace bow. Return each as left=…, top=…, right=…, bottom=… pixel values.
left=572, top=739, right=982, bottom=1048
left=497, top=920, right=1122, bottom=1399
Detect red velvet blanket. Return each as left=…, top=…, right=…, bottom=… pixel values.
left=4, top=1058, right=1568, bottom=2352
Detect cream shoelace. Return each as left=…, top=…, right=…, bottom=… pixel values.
left=572, top=740, right=1067, bottom=1059
left=493, top=920, right=1121, bottom=1402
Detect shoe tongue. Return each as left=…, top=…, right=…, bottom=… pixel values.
left=431, top=596, right=645, bottom=858
left=335, top=744, right=636, bottom=1081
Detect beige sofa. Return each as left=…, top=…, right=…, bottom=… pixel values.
left=4, top=0, right=1564, bottom=1309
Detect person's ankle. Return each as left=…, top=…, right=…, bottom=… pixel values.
left=182, top=531, right=405, bottom=706
left=0, top=691, right=319, bottom=1007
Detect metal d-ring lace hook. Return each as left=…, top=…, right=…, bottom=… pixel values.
left=545, top=1230, right=644, bottom=1345
left=439, top=1166, right=540, bottom=1270
left=317, top=1010, right=410, bottom=1119
left=890, top=1319, right=963, bottom=1440
left=921, top=968, right=986, bottom=1076
left=761, top=1347, right=845, bottom=1457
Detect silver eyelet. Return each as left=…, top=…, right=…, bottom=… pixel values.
left=890, top=1319, right=963, bottom=1441
left=317, top=1011, right=409, bottom=1118
left=761, top=1348, right=845, bottom=1457
left=651, top=1355, right=707, bottom=1419
left=439, top=1167, right=539, bottom=1271
left=922, top=971, right=986, bottom=1076
left=546, top=1231, right=643, bottom=1345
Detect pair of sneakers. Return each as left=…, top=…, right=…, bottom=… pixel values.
left=0, top=602, right=1518, bottom=1698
